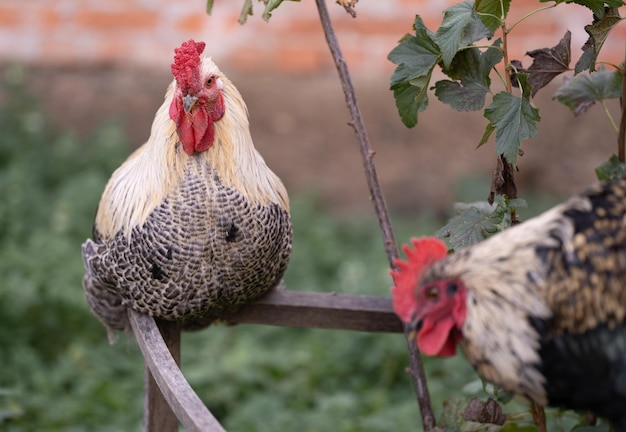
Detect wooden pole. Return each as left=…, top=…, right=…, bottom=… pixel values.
left=144, top=319, right=181, bottom=432
left=129, top=310, right=226, bottom=432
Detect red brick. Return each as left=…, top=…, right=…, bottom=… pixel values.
left=76, top=9, right=157, bottom=30
left=282, top=17, right=322, bottom=35
left=337, top=17, right=413, bottom=36
left=177, top=13, right=205, bottom=32
left=0, top=6, right=21, bottom=26
left=39, top=8, right=61, bottom=28
left=226, top=47, right=274, bottom=70
left=277, top=46, right=330, bottom=73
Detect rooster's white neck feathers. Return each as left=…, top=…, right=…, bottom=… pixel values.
left=95, top=57, right=289, bottom=239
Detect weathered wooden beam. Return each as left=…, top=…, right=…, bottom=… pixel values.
left=228, top=290, right=403, bottom=333
left=129, top=310, right=227, bottom=432
left=144, top=319, right=180, bottom=432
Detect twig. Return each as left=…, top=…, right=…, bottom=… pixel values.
left=530, top=401, right=547, bottom=432
left=618, top=42, right=626, bottom=163
left=313, top=0, right=435, bottom=429
left=491, top=23, right=518, bottom=224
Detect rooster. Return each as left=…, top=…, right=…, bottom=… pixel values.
left=82, top=40, right=292, bottom=338
left=391, top=177, right=626, bottom=429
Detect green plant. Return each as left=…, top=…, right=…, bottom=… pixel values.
left=389, top=0, right=625, bottom=235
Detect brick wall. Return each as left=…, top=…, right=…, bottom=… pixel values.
left=0, top=0, right=623, bottom=75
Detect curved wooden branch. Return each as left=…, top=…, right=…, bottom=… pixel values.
left=129, top=309, right=227, bottom=432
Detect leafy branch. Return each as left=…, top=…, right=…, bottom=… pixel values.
left=389, top=0, right=625, bottom=240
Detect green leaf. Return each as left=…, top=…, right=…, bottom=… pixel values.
left=575, top=47, right=596, bottom=74
left=575, top=8, right=624, bottom=73
left=439, top=397, right=471, bottom=430
left=435, top=80, right=488, bottom=111
left=388, top=16, right=441, bottom=127
left=596, top=155, right=626, bottom=181
left=436, top=195, right=511, bottom=250
left=392, top=81, right=429, bottom=128
left=444, top=39, right=503, bottom=81
left=484, top=75, right=540, bottom=167
left=238, top=0, right=254, bottom=24
left=477, top=123, right=496, bottom=147
left=436, top=1, right=492, bottom=68
left=554, top=68, right=622, bottom=115
left=475, top=0, right=511, bottom=31
left=564, top=0, right=624, bottom=19
left=507, top=198, right=528, bottom=209
left=511, top=31, right=571, bottom=96
left=389, top=17, right=440, bottom=87
left=436, top=40, right=503, bottom=111
left=262, top=0, right=300, bottom=21
left=206, top=0, right=214, bottom=14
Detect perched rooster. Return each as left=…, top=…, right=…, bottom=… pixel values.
left=391, top=178, right=626, bottom=429
left=82, top=40, right=292, bottom=337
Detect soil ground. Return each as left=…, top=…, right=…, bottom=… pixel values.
left=11, top=64, right=620, bottom=215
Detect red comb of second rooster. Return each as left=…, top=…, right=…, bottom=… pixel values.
left=390, top=237, right=448, bottom=323
left=171, top=39, right=206, bottom=95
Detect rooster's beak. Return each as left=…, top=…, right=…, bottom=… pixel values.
left=406, top=317, right=423, bottom=342
left=182, top=94, right=198, bottom=114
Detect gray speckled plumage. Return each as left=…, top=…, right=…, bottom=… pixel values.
left=83, top=158, right=292, bottom=333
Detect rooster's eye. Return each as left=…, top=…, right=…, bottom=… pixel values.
left=425, top=286, right=439, bottom=301
left=206, top=77, right=214, bottom=86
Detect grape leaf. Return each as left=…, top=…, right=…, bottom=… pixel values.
left=575, top=8, right=623, bottom=73
left=435, top=80, right=489, bottom=111
left=392, top=81, right=430, bottom=127
left=596, top=155, right=626, bottom=181
left=436, top=1, right=493, bottom=68
left=484, top=74, right=540, bottom=167
left=564, top=0, right=624, bottom=19
left=388, top=16, right=441, bottom=127
left=511, top=31, right=571, bottom=96
left=436, top=40, right=503, bottom=111
left=475, top=0, right=511, bottom=31
left=436, top=195, right=511, bottom=250
left=554, top=68, right=622, bottom=115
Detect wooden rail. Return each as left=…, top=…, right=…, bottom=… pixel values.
left=130, top=289, right=404, bottom=431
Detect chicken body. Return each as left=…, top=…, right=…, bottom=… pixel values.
left=82, top=40, right=292, bottom=335
left=392, top=178, right=626, bottom=429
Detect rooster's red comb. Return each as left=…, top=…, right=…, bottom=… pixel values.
left=171, top=39, right=206, bottom=95
left=390, top=237, right=448, bottom=322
